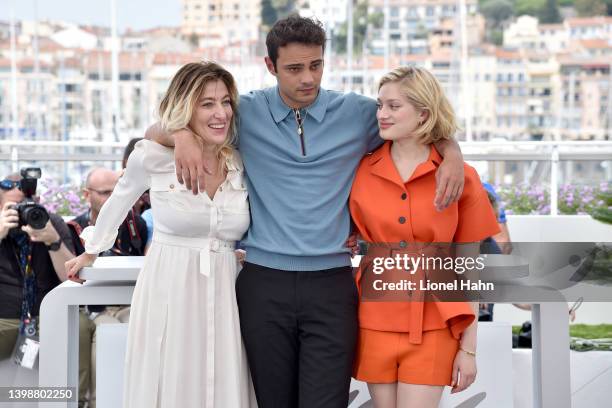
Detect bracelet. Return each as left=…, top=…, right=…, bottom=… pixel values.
left=460, top=347, right=476, bottom=357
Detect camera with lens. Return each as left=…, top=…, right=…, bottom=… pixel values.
left=13, top=168, right=50, bottom=230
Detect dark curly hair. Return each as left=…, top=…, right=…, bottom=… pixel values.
left=266, top=14, right=326, bottom=69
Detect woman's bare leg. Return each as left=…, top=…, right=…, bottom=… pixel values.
left=368, top=382, right=398, bottom=408
left=396, top=383, right=444, bottom=408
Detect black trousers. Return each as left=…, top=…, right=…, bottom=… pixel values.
left=236, top=262, right=358, bottom=408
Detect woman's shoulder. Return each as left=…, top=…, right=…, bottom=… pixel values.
left=226, top=149, right=244, bottom=173
left=132, top=139, right=175, bottom=174
left=459, top=162, right=487, bottom=204
left=355, top=141, right=389, bottom=177
left=463, top=163, right=483, bottom=187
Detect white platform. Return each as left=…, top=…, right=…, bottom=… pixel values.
left=513, top=349, right=612, bottom=408
left=96, top=322, right=514, bottom=408
left=0, top=358, right=38, bottom=408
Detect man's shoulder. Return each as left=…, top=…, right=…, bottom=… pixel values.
left=327, top=89, right=374, bottom=101
left=69, top=212, right=89, bottom=228
left=240, top=87, right=275, bottom=105
left=325, top=89, right=375, bottom=110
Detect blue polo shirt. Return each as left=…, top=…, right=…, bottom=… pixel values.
left=238, top=86, right=381, bottom=271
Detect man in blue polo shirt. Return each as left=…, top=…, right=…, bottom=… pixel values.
left=149, top=15, right=465, bottom=408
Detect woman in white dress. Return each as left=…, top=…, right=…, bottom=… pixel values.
left=65, top=61, right=255, bottom=408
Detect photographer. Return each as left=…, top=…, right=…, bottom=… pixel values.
left=0, top=171, right=93, bottom=407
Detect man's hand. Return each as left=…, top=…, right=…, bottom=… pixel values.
left=174, top=129, right=212, bottom=194
left=235, top=249, right=246, bottom=266
left=345, top=233, right=360, bottom=256
left=0, top=202, right=19, bottom=240
left=22, top=220, right=60, bottom=245
left=434, top=155, right=464, bottom=211
left=65, top=252, right=98, bottom=284
left=145, top=123, right=212, bottom=194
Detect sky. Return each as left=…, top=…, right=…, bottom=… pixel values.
left=0, top=0, right=182, bottom=32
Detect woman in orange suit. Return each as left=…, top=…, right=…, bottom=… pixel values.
left=349, top=66, right=500, bottom=408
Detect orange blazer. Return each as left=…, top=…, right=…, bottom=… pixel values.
left=349, top=141, right=500, bottom=344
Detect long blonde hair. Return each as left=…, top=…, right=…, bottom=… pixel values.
left=378, top=66, right=458, bottom=144
left=159, top=61, right=239, bottom=167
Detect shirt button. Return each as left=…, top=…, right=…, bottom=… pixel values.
left=399, top=216, right=406, bottom=224
left=399, top=240, right=407, bottom=248
left=169, top=184, right=174, bottom=189
left=401, top=193, right=407, bottom=200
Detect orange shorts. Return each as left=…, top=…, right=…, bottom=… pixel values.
left=353, top=327, right=459, bottom=385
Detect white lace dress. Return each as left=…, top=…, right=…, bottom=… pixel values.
left=81, top=140, right=256, bottom=408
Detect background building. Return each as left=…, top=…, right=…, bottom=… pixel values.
left=180, top=0, right=261, bottom=46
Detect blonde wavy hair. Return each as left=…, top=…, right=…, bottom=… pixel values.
left=159, top=61, right=239, bottom=168
left=378, top=66, right=458, bottom=144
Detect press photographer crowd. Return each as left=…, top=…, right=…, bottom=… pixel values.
left=0, top=139, right=149, bottom=407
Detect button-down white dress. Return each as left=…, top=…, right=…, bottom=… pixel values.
left=81, top=140, right=256, bottom=408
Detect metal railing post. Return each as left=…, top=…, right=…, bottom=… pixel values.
left=550, top=144, right=559, bottom=215
left=10, top=144, right=18, bottom=173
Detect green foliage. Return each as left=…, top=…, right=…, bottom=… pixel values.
left=491, top=29, right=504, bottom=45
left=481, top=0, right=515, bottom=24
left=272, top=0, right=296, bottom=14
left=512, top=324, right=612, bottom=339
left=515, top=0, right=546, bottom=16
left=571, top=325, right=612, bottom=339
left=261, top=0, right=278, bottom=29
left=480, top=0, right=611, bottom=25
left=590, top=191, right=612, bottom=224
left=541, top=0, right=562, bottom=22
left=512, top=0, right=561, bottom=22
left=333, top=1, right=381, bottom=55
left=574, top=244, right=612, bottom=286
left=369, top=10, right=384, bottom=29
left=261, top=0, right=297, bottom=30
left=591, top=207, right=612, bottom=224
left=188, top=33, right=199, bottom=48
left=575, top=0, right=608, bottom=16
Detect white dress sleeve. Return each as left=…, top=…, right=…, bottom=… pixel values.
left=80, top=141, right=152, bottom=254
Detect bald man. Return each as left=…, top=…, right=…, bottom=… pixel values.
left=68, top=167, right=148, bottom=257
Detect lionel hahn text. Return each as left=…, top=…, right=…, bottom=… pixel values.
left=372, top=279, right=495, bottom=292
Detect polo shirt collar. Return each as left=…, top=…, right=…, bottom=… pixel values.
left=266, top=86, right=329, bottom=123
left=369, top=141, right=442, bottom=187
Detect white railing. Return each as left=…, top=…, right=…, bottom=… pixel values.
left=1, top=139, right=611, bottom=216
